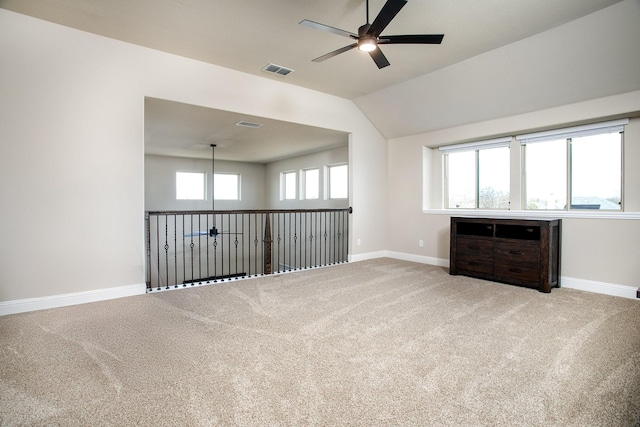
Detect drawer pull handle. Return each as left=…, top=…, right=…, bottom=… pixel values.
left=468, top=245, right=480, bottom=250
left=509, top=250, right=524, bottom=255
left=509, top=268, right=522, bottom=273
left=468, top=261, right=481, bottom=266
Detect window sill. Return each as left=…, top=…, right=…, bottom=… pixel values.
left=422, top=209, right=640, bottom=220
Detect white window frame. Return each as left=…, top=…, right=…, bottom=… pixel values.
left=281, top=171, right=297, bottom=200
left=212, top=173, right=240, bottom=201
left=440, top=137, right=511, bottom=210
left=302, top=168, right=319, bottom=200
left=426, top=118, right=634, bottom=219
left=518, top=119, right=626, bottom=212
left=176, top=171, right=206, bottom=200
left=327, top=163, right=348, bottom=200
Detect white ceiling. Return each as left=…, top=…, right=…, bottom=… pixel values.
left=3, top=0, right=636, bottom=161
left=144, top=98, right=348, bottom=162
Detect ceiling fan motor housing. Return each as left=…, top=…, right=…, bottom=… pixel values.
left=357, top=24, right=377, bottom=51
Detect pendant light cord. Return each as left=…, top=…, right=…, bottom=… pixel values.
left=210, top=144, right=217, bottom=235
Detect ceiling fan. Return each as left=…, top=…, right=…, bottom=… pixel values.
left=300, top=0, right=444, bottom=69
left=183, top=144, right=240, bottom=239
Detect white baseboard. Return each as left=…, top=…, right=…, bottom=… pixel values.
left=356, top=250, right=638, bottom=300
left=3, top=255, right=637, bottom=317
left=0, top=283, right=147, bottom=316
left=350, top=250, right=448, bottom=267
left=560, top=276, right=638, bottom=300
left=384, top=251, right=450, bottom=268
left=349, top=251, right=388, bottom=263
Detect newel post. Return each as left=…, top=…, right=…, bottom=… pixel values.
left=263, top=213, right=272, bottom=275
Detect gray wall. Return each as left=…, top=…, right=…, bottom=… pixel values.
left=145, top=147, right=348, bottom=211
left=1, top=3, right=638, bottom=305
left=145, top=155, right=267, bottom=211
left=0, top=9, right=387, bottom=302
left=387, top=104, right=640, bottom=288
left=265, top=146, right=349, bottom=209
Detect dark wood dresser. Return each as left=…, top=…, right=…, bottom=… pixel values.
left=449, top=217, right=561, bottom=293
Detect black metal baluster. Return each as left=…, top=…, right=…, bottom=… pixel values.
left=163, top=215, right=170, bottom=289
left=183, top=215, right=188, bottom=286
left=155, top=215, right=160, bottom=290
left=340, top=211, right=344, bottom=263
left=287, top=212, right=292, bottom=271
left=219, top=212, right=225, bottom=280
left=174, top=214, right=180, bottom=286
left=303, top=212, right=308, bottom=269
left=228, top=213, right=232, bottom=279
left=331, top=212, right=340, bottom=264
left=252, top=213, right=258, bottom=276
left=213, top=213, right=218, bottom=283
left=241, top=213, right=247, bottom=278
left=189, top=215, right=195, bottom=284
left=205, top=213, right=210, bottom=283
left=246, top=213, right=251, bottom=276
left=145, top=213, right=151, bottom=290
left=346, top=208, right=351, bottom=263
left=293, top=212, right=298, bottom=270
left=234, top=213, right=239, bottom=279
left=276, top=213, right=281, bottom=273
left=300, top=212, right=304, bottom=269
left=145, top=209, right=351, bottom=291
left=315, top=211, right=320, bottom=267
left=308, top=212, right=312, bottom=268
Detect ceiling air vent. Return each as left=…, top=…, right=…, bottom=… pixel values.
left=236, top=120, right=263, bottom=128
left=262, top=63, right=294, bottom=77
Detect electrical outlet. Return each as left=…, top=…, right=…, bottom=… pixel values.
left=357, top=238, right=361, bottom=246
left=419, top=240, right=424, bottom=247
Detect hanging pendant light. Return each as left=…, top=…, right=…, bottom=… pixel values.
left=209, top=144, right=218, bottom=237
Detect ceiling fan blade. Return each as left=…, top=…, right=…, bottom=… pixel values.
left=299, top=19, right=358, bottom=39
left=312, top=43, right=358, bottom=62
left=368, top=0, right=407, bottom=37
left=379, top=34, right=445, bottom=44
left=369, top=48, right=390, bottom=69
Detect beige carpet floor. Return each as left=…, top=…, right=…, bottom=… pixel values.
left=1, top=258, right=639, bottom=426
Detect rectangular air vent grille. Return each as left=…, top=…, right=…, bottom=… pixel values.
left=236, top=120, right=263, bottom=128
left=262, top=63, right=294, bottom=76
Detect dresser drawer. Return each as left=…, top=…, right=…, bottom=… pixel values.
left=456, top=237, right=494, bottom=258
left=494, top=262, right=539, bottom=286
left=495, top=241, right=539, bottom=265
left=457, top=257, right=493, bottom=276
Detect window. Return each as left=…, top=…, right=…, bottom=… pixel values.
left=328, top=164, right=348, bottom=199
left=570, top=133, right=622, bottom=210
left=304, top=168, right=319, bottom=199
left=213, top=173, right=239, bottom=200
left=441, top=138, right=511, bottom=209
left=176, top=171, right=205, bottom=200
left=519, top=119, right=625, bottom=211
left=446, top=151, right=475, bottom=208
left=436, top=119, right=627, bottom=213
left=282, top=171, right=296, bottom=200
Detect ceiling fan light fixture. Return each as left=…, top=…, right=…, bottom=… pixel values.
left=358, top=37, right=377, bottom=52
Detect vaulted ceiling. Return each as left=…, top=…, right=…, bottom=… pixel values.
left=3, top=0, right=638, bottom=160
